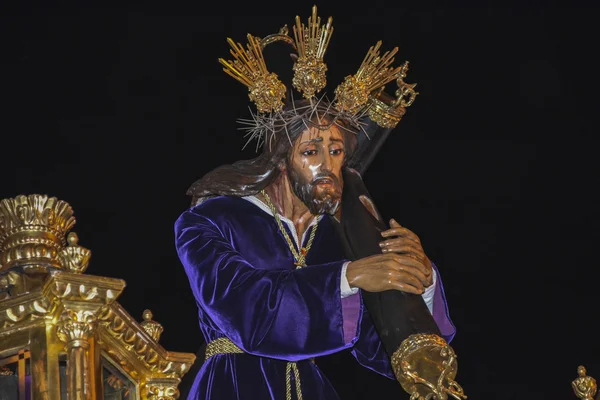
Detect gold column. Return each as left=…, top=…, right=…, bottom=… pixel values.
left=29, top=323, right=61, bottom=400
left=88, top=335, right=103, bottom=399
left=57, top=310, right=96, bottom=400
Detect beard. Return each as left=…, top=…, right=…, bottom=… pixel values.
left=288, top=167, right=343, bottom=216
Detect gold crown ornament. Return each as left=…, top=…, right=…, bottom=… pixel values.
left=218, top=5, right=419, bottom=149
left=0, top=194, right=90, bottom=273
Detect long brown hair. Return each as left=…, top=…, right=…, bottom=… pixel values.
left=186, top=99, right=358, bottom=206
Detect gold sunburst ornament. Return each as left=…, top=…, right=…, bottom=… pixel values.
left=292, top=5, right=334, bottom=99
left=219, top=35, right=287, bottom=113
left=334, top=41, right=406, bottom=113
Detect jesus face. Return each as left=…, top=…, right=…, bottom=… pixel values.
left=287, top=125, right=345, bottom=215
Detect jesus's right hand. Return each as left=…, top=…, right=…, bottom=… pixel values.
left=345, top=253, right=429, bottom=294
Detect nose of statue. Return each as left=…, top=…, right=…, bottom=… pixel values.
left=319, top=153, right=332, bottom=171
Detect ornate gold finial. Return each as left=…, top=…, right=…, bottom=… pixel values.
left=393, top=61, right=418, bottom=108
left=573, top=365, right=597, bottom=400
left=57, top=231, right=91, bottom=273
left=392, top=333, right=467, bottom=400
left=291, top=5, right=333, bottom=99
left=334, top=41, right=405, bottom=114
left=0, top=194, right=76, bottom=271
left=219, top=35, right=287, bottom=113
left=140, top=309, right=164, bottom=342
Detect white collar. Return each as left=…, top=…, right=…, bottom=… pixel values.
left=241, top=195, right=321, bottom=249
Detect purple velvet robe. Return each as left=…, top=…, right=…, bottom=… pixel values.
left=175, top=196, right=455, bottom=400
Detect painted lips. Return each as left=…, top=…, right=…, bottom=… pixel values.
left=314, top=177, right=334, bottom=186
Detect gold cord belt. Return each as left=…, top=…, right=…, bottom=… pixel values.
left=204, top=337, right=244, bottom=359
left=205, top=337, right=304, bottom=400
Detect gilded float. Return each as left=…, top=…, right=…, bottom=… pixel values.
left=0, top=194, right=195, bottom=399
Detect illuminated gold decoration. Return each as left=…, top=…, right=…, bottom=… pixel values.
left=57, top=309, right=97, bottom=345
left=219, top=35, right=287, bottom=113
left=218, top=5, right=418, bottom=147
left=292, top=5, right=333, bottom=99
left=0, top=194, right=75, bottom=271
left=392, top=333, right=467, bottom=400
left=143, top=379, right=181, bottom=400
left=140, top=308, right=164, bottom=342
left=572, top=365, right=597, bottom=400
left=0, top=194, right=195, bottom=399
left=98, top=303, right=194, bottom=379
left=334, top=41, right=406, bottom=114
left=0, top=291, right=57, bottom=329
left=367, top=61, right=418, bottom=128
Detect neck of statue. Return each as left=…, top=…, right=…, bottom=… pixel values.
left=260, top=170, right=315, bottom=239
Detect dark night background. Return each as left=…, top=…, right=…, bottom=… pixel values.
left=2, top=1, right=599, bottom=399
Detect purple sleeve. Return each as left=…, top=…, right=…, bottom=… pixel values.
left=431, top=262, right=456, bottom=343
left=175, top=208, right=361, bottom=362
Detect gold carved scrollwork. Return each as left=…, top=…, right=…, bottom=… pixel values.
left=392, top=333, right=467, bottom=400
left=98, top=304, right=195, bottom=378
left=0, top=294, right=58, bottom=330
left=572, top=365, right=597, bottom=400
left=46, top=273, right=123, bottom=304
left=144, top=382, right=180, bottom=400
left=56, top=309, right=97, bottom=346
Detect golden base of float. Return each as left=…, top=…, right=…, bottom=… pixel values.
left=0, top=194, right=195, bottom=399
